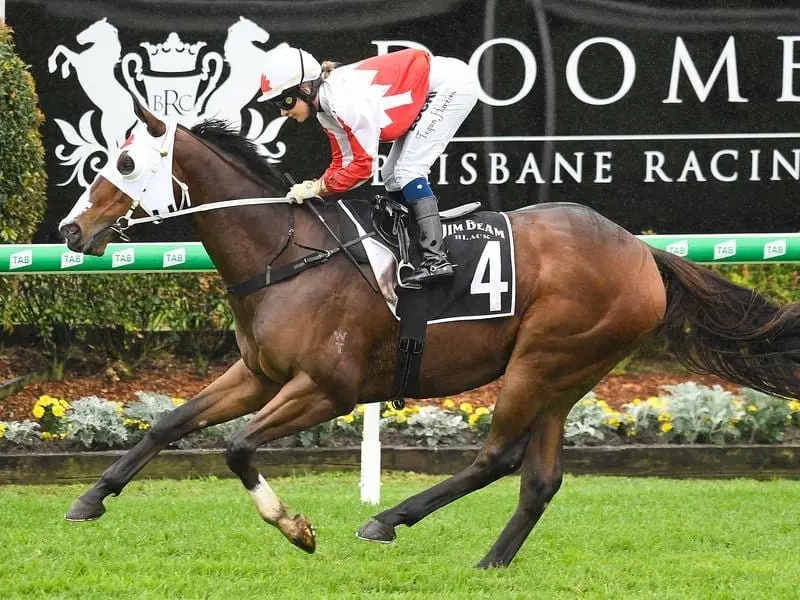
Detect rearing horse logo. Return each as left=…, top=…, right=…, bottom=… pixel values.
left=47, top=16, right=290, bottom=189
left=48, top=18, right=136, bottom=153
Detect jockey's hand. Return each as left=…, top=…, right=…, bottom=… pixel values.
left=286, top=179, right=325, bottom=204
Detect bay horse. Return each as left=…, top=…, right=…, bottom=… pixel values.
left=58, top=103, right=800, bottom=568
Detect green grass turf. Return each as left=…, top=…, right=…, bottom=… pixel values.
left=0, top=473, right=797, bottom=599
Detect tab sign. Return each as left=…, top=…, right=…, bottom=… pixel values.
left=9, top=250, right=33, bottom=270
left=763, top=240, right=786, bottom=260
left=112, top=248, right=135, bottom=268
left=61, top=251, right=84, bottom=269
left=665, top=240, right=688, bottom=257
left=713, top=240, right=736, bottom=260
left=163, top=248, right=186, bottom=268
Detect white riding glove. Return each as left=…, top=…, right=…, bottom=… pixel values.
left=286, top=179, right=325, bottom=204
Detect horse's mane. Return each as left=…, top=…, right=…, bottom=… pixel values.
left=188, top=119, right=288, bottom=191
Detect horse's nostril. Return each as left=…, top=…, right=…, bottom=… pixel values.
left=59, top=222, right=81, bottom=242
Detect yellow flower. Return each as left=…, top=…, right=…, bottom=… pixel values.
left=747, top=405, right=758, bottom=413
left=442, top=399, right=455, bottom=410
left=0, top=423, right=7, bottom=438
left=646, top=397, right=662, bottom=409
left=632, top=398, right=642, bottom=406
left=475, top=407, right=490, bottom=416
left=171, top=397, right=186, bottom=406
left=42, top=432, right=52, bottom=441
left=32, top=405, right=45, bottom=419
left=342, top=413, right=355, bottom=424
left=357, top=405, right=366, bottom=415
left=138, top=422, right=150, bottom=430
left=787, top=400, right=800, bottom=412
left=59, top=399, right=71, bottom=410
left=658, top=412, right=672, bottom=423
left=468, top=414, right=480, bottom=427
left=382, top=410, right=392, bottom=418
left=395, top=414, right=407, bottom=424
left=51, top=405, right=65, bottom=418
left=606, top=416, right=620, bottom=428
left=37, top=395, right=53, bottom=407
left=661, top=422, right=673, bottom=433
left=459, top=402, right=474, bottom=414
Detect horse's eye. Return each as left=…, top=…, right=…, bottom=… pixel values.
left=117, top=152, right=135, bottom=176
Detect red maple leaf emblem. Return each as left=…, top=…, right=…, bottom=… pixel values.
left=121, top=134, right=135, bottom=149
left=260, top=74, right=272, bottom=95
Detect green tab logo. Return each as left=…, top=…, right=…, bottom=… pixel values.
left=713, top=240, right=736, bottom=260
left=763, top=240, right=786, bottom=260
left=112, top=248, right=135, bottom=268
left=61, top=251, right=84, bottom=269
left=9, top=250, right=33, bottom=270
left=665, top=240, right=688, bottom=257
left=163, top=247, right=186, bottom=268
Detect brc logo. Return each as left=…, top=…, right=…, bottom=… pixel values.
left=763, top=240, right=786, bottom=260
left=713, top=240, right=736, bottom=260
left=665, top=240, right=688, bottom=257
left=112, top=248, right=135, bottom=268
left=61, top=251, right=84, bottom=269
left=163, top=248, right=186, bottom=268
left=9, top=250, right=33, bottom=270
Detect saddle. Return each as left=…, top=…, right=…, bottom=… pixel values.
left=339, top=195, right=481, bottom=290
left=337, top=195, right=482, bottom=408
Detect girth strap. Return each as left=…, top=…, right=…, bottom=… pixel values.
left=390, top=290, right=430, bottom=409
left=227, top=233, right=374, bottom=297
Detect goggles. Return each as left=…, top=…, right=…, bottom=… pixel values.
left=273, top=92, right=299, bottom=110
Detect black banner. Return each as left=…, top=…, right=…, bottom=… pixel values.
left=7, top=0, right=800, bottom=241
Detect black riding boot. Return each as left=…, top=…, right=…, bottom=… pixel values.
left=403, top=196, right=454, bottom=285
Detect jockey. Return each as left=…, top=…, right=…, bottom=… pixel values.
left=257, top=44, right=479, bottom=286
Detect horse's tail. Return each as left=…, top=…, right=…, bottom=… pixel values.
left=650, top=248, right=800, bottom=399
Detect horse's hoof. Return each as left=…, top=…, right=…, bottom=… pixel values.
left=287, top=514, right=316, bottom=554
left=65, top=496, right=106, bottom=522
left=356, top=518, right=396, bottom=544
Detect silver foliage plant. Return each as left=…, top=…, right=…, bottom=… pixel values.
left=0, top=420, right=41, bottom=446
left=64, top=396, right=128, bottom=448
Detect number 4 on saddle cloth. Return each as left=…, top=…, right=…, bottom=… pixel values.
left=337, top=196, right=517, bottom=406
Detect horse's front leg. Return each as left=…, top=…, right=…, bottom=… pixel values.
left=225, top=371, right=355, bottom=553
left=47, top=46, right=76, bottom=79
left=65, top=359, right=280, bottom=522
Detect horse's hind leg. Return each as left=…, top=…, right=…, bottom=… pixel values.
left=65, top=359, right=280, bottom=522
left=356, top=361, right=547, bottom=544
left=476, top=408, right=566, bottom=568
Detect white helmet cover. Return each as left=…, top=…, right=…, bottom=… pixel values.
left=257, top=43, right=322, bottom=102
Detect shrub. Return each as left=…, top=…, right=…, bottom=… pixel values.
left=64, top=396, right=128, bottom=449
left=659, top=382, right=742, bottom=444
left=0, top=420, right=40, bottom=447
left=565, top=393, right=623, bottom=445
left=736, top=388, right=793, bottom=444
left=0, top=24, right=47, bottom=243
left=388, top=406, right=470, bottom=447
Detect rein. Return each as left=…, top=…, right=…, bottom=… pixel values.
left=107, top=124, right=377, bottom=296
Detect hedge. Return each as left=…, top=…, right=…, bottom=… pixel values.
left=0, top=24, right=46, bottom=243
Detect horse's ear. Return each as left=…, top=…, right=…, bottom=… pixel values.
left=133, top=99, right=166, bottom=137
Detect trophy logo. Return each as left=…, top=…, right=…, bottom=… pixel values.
left=123, top=33, right=223, bottom=124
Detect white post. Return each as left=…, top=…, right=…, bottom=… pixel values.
left=359, top=403, right=382, bottom=504
left=1, top=1, right=5, bottom=22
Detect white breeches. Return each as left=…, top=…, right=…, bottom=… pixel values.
left=381, top=56, right=479, bottom=192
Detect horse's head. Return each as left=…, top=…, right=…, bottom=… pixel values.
left=228, top=16, right=270, bottom=45
left=59, top=103, right=178, bottom=255
left=77, top=17, right=117, bottom=46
